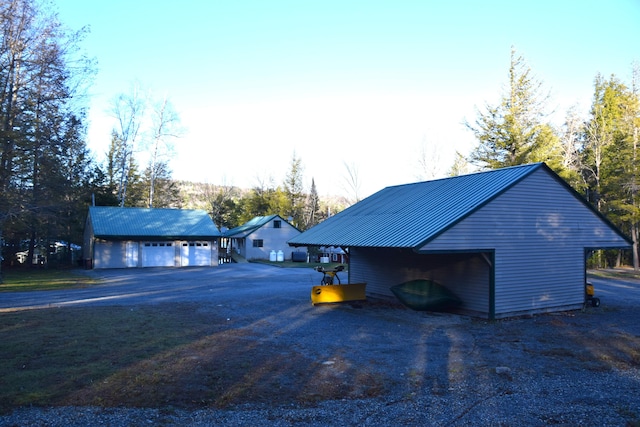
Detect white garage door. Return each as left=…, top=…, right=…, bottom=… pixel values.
left=180, top=241, right=211, bottom=266
left=141, top=242, right=175, bottom=267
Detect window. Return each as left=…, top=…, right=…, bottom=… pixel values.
left=274, top=220, right=281, bottom=228
left=253, top=239, right=264, bottom=247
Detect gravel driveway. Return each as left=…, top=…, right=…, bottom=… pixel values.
left=1, top=264, right=639, bottom=426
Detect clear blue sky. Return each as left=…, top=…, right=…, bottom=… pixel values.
left=55, top=0, right=640, bottom=198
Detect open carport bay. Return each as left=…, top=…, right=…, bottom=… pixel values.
left=1, top=264, right=639, bottom=426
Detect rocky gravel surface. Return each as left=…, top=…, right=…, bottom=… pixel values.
left=1, top=265, right=639, bottom=426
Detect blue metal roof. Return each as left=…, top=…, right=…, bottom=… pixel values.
left=223, top=215, right=281, bottom=238
left=89, top=207, right=221, bottom=240
left=288, top=163, right=546, bottom=248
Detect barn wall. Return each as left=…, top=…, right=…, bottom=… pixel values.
left=350, top=247, right=491, bottom=314
left=422, top=168, right=614, bottom=317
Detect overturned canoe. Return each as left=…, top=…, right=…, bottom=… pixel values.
left=390, top=279, right=462, bottom=311
left=311, top=283, right=366, bottom=305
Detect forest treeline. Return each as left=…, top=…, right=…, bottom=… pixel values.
left=0, top=1, right=638, bottom=269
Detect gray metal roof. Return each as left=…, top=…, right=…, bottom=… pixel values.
left=223, top=215, right=285, bottom=238
left=288, top=163, right=555, bottom=249
left=89, top=207, right=221, bottom=240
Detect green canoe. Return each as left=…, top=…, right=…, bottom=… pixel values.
left=391, top=279, right=462, bottom=311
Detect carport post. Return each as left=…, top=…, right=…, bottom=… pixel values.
left=488, top=251, right=496, bottom=320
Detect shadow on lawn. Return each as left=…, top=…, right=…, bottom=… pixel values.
left=0, top=302, right=387, bottom=413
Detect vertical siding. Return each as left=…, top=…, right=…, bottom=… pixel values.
left=350, top=247, right=491, bottom=315
left=424, top=168, right=605, bottom=317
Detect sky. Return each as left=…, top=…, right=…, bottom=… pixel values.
left=54, top=0, right=640, bottom=198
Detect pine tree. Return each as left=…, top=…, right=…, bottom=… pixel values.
left=0, top=0, right=95, bottom=270
left=466, top=48, right=561, bottom=171
left=283, top=152, right=305, bottom=227
left=583, top=73, right=640, bottom=268
left=304, top=178, right=320, bottom=230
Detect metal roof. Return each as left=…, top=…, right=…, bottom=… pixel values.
left=89, top=207, right=221, bottom=240
left=288, top=163, right=548, bottom=249
left=223, top=215, right=280, bottom=238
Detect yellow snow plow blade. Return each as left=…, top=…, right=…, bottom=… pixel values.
left=311, top=283, right=366, bottom=305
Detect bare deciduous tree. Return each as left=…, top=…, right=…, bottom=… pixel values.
left=342, top=161, right=362, bottom=204
left=111, top=83, right=146, bottom=207
left=147, top=95, right=182, bottom=207
left=416, top=136, right=444, bottom=181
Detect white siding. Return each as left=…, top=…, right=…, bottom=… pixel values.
left=246, top=220, right=303, bottom=260
left=423, top=168, right=626, bottom=317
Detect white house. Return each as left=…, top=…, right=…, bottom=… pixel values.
left=224, top=215, right=306, bottom=261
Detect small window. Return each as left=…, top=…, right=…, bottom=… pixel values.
left=253, top=239, right=264, bottom=248
left=145, top=243, right=151, bottom=247
left=274, top=220, right=281, bottom=228
left=152, top=243, right=158, bottom=247
left=203, top=242, right=208, bottom=247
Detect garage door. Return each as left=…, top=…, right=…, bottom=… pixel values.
left=181, top=241, right=211, bottom=266
left=141, top=242, right=175, bottom=267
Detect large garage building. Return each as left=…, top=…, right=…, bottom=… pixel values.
left=84, top=207, right=221, bottom=269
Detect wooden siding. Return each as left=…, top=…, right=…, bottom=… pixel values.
left=423, top=168, right=619, bottom=317
left=350, top=247, right=491, bottom=315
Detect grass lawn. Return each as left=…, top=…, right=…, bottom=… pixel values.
left=0, top=304, right=227, bottom=412
left=0, top=268, right=99, bottom=292
left=0, top=264, right=364, bottom=413
left=0, top=303, right=375, bottom=413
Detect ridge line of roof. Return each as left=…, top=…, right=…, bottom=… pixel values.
left=384, top=162, right=545, bottom=191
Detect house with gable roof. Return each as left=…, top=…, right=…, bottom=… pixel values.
left=224, top=214, right=305, bottom=261
left=84, top=207, right=221, bottom=269
left=288, top=163, right=632, bottom=319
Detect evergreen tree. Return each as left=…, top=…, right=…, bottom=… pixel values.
left=304, top=178, right=320, bottom=230
left=583, top=73, right=640, bottom=268
left=141, top=161, right=181, bottom=208
left=448, top=151, right=470, bottom=176
left=466, top=48, right=562, bottom=172
left=202, top=183, right=241, bottom=229
left=0, top=0, right=95, bottom=270
left=283, top=152, right=305, bottom=227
